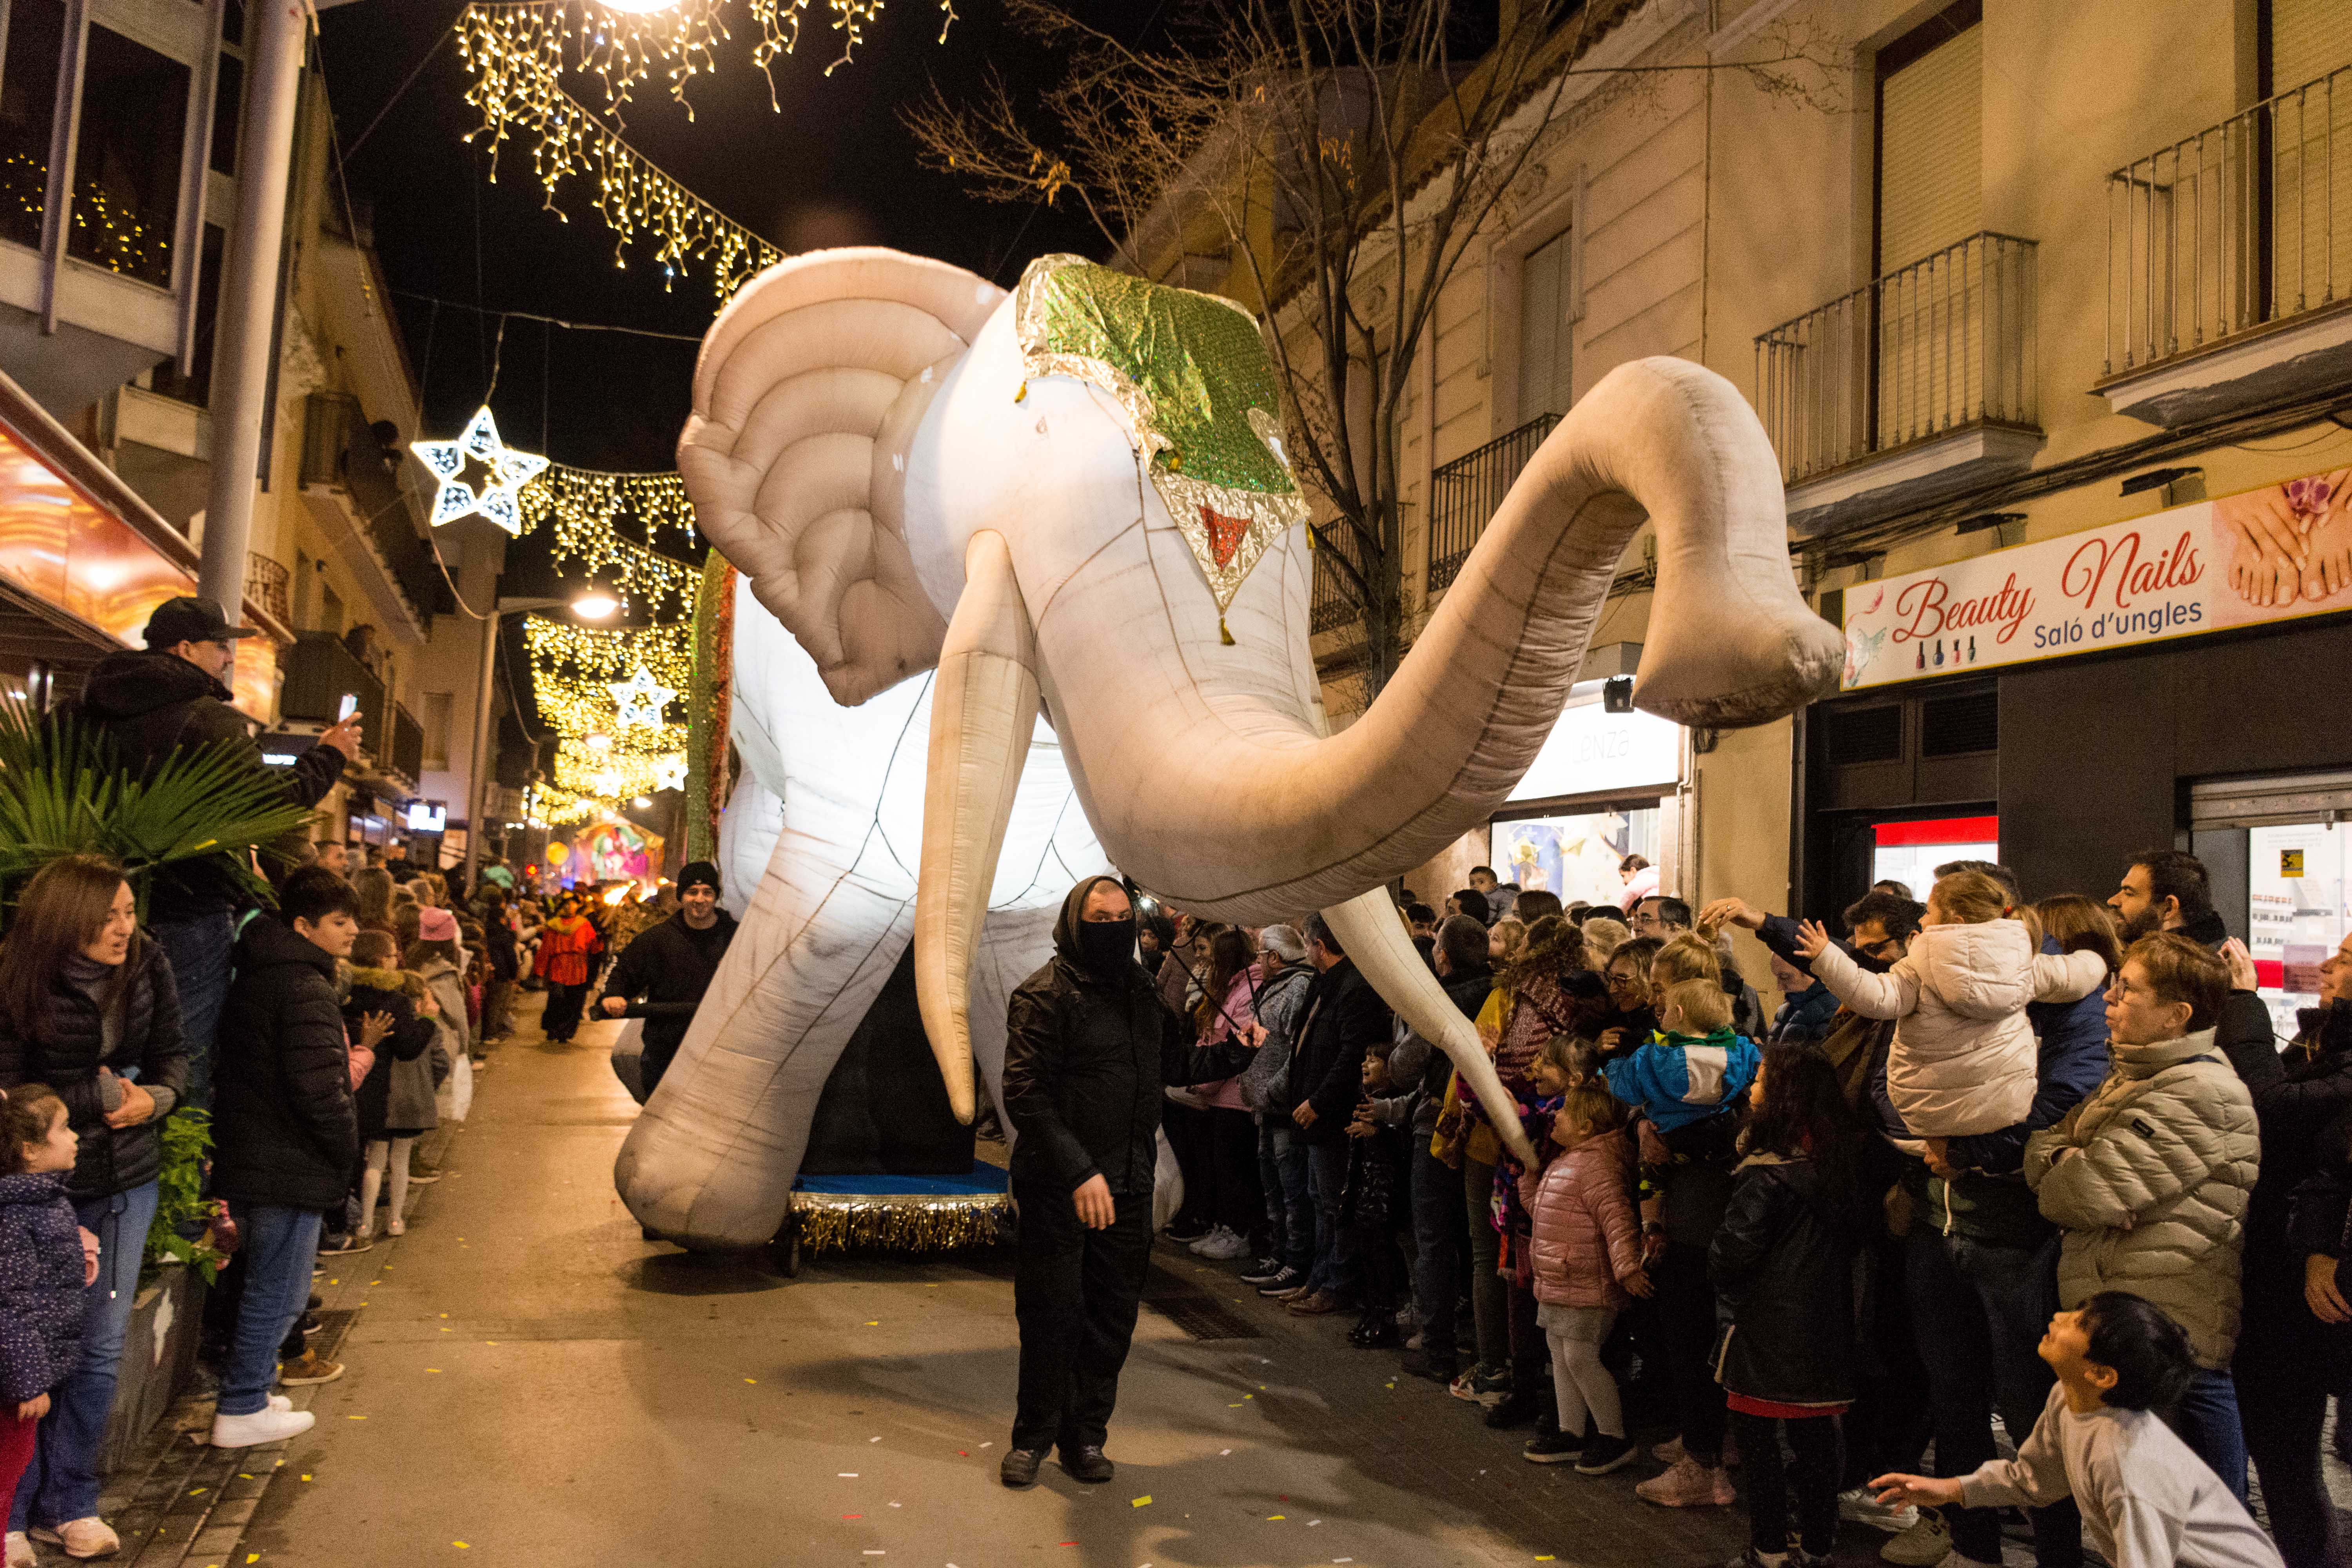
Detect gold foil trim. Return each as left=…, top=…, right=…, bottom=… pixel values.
left=789, top=1190, right=1012, bottom=1254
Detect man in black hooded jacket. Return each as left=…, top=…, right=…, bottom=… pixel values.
left=71, top=597, right=359, bottom=1109
left=997, top=875, right=1255, bottom=1489
left=597, top=860, right=737, bottom=1098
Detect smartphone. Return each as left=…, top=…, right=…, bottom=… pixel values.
left=337, top=693, right=358, bottom=722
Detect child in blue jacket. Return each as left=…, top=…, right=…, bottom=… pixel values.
left=1, top=1085, right=93, bottom=1568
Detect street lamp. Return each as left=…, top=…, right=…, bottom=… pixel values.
left=461, top=589, right=619, bottom=887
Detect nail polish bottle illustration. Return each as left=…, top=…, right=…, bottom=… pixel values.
left=1967, top=635, right=1977, bottom=662
left=1933, top=639, right=1945, bottom=667
left=1915, top=644, right=1927, bottom=671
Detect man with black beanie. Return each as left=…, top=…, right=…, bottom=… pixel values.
left=997, top=875, right=1257, bottom=1489
left=597, top=860, right=735, bottom=1098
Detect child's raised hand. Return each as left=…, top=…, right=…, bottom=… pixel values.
left=1793, top=919, right=1832, bottom=961
left=1868, top=1473, right=1964, bottom=1510
left=17, top=1392, right=48, bottom=1421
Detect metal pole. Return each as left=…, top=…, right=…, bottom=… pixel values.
left=197, top=0, right=309, bottom=609
left=463, top=609, right=501, bottom=890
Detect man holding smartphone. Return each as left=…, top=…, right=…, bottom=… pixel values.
left=72, top=597, right=362, bottom=1107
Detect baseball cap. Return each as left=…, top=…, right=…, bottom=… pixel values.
left=144, top=596, right=260, bottom=649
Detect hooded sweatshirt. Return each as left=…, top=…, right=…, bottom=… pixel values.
left=1812, top=918, right=2107, bottom=1138
left=1000, top=878, right=1254, bottom=1196
left=69, top=649, right=345, bottom=917
left=1602, top=1025, right=1760, bottom=1134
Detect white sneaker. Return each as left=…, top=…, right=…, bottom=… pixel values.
left=211, top=1406, right=316, bottom=1448
left=1186, top=1225, right=1231, bottom=1255
left=1880, top=1510, right=1953, bottom=1566
left=5, top=1531, right=35, bottom=1568
left=1839, top=1485, right=1918, bottom=1534
left=1194, top=1227, right=1251, bottom=1260
left=270, top=1394, right=292, bottom=1412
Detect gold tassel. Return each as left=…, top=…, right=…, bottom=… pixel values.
left=1219, top=615, right=1234, bottom=646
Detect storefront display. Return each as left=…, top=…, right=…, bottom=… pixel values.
left=1489, top=690, right=1683, bottom=907
left=1870, top=815, right=1999, bottom=894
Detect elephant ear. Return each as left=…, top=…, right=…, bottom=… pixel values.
left=679, top=248, right=1004, bottom=706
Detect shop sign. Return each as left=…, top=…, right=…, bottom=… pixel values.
left=1839, top=466, right=2352, bottom=690
left=1507, top=696, right=1681, bottom=804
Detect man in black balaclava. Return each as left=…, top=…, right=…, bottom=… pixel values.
left=996, top=875, right=1258, bottom=1489
left=597, top=860, right=735, bottom=1098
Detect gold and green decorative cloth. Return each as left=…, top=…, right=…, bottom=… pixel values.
left=1012, top=255, right=1308, bottom=632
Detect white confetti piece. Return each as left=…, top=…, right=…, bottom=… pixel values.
left=1218, top=1448, right=1231, bottom=1455
left=838, top=1472, right=858, bottom=1477
left=870, top=1436, right=882, bottom=1443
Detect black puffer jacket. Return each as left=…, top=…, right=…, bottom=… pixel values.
left=70, top=650, right=346, bottom=918
left=1708, top=1152, right=1860, bottom=1407
left=212, top=916, right=358, bottom=1211
left=1001, top=878, right=1252, bottom=1197
left=1287, top=956, right=1393, bottom=1145
left=0, top=1172, right=86, bottom=1403
left=2218, top=991, right=2352, bottom=1297
left=597, top=909, right=738, bottom=1064
left=344, top=968, right=438, bottom=1140
left=0, top=940, right=188, bottom=1200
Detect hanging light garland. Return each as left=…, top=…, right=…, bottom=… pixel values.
left=456, top=7, right=784, bottom=299
left=519, top=466, right=702, bottom=617
left=524, top=613, right=693, bottom=808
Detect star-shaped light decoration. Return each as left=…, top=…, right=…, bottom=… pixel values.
left=410, top=407, right=550, bottom=534
left=654, top=754, right=688, bottom=791
left=608, top=664, right=677, bottom=730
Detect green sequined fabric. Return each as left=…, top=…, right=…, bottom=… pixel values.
left=1013, top=254, right=1308, bottom=617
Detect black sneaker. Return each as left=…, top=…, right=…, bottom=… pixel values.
left=317, top=1233, right=371, bottom=1256
left=1253, top=1267, right=1305, bottom=1297
left=1058, top=1444, right=1114, bottom=1484
left=1401, top=1349, right=1458, bottom=1383
left=1347, top=1315, right=1401, bottom=1349
left=1164, top=1220, right=1211, bottom=1243
left=1574, top=1432, right=1638, bottom=1475
left=1239, top=1259, right=1290, bottom=1286
left=999, top=1447, right=1046, bottom=1488
left=1523, top=1428, right=1584, bottom=1464
left=1484, top=1385, right=1539, bottom=1429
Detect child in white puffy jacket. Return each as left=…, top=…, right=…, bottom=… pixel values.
left=1797, top=870, right=2107, bottom=1139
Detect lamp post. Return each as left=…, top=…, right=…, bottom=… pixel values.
left=463, top=592, right=615, bottom=888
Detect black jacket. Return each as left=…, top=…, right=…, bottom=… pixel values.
left=2218, top=992, right=2352, bottom=1292
left=0, top=1172, right=86, bottom=1404
left=70, top=650, right=347, bottom=918
left=212, top=915, right=359, bottom=1210
left=1288, top=956, right=1393, bottom=1145
left=1001, top=880, right=1252, bottom=1196
left=0, top=940, right=188, bottom=1200
left=598, top=909, right=737, bottom=1062
left=1709, top=1152, right=1860, bottom=1406
left=484, top=914, right=519, bottom=981
left=343, top=969, right=438, bottom=1140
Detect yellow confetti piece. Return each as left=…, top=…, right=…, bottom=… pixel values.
left=249, top=1556, right=262, bottom=1564
left=1267, top=1514, right=1285, bottom=1521
left=189, top=1487, right=207, bottom=1495
left=1536, top=1558, right=1557, bottom=1563
left=1131, top=1495, right=1152, bottom=1507
left=454, top=1543, right=470, bottom=1550
left=427, top=1368, right=443, bottom=1374
left=347, top=1416, right=367, bottom=1421
left=864, top=1321, right=879, bottom=1327
left=745, top=1377, right=758, bottom=1384
left=1227, top=1402, right=1243, bottom=1407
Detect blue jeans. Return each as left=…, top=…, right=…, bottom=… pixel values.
left=218, top=1203, right=323, bottom=1417
left=2173, top=1365, right=2249, bottom=1504
left=1304, top=1140, right=1358, bottom=1302
left=1409, top=1138, right=1464, bottom=1366
left=151, top=910, right=233, bottom=1111
left=1256, top=1118, right=1312, bottom=1276
left=10, top=1181, right=160, bottom=1531
left=1905, top=1227, right=2080, bottom=1567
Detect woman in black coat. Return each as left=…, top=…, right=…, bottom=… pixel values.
left=0, top=855, right=188, bottom=1552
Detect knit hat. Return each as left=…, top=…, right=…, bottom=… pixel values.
left=418, top=906, right=459, bottom=942
left=1260, top=924, right=1308, bottom=963
left=677, top=860, right=721, bottom=895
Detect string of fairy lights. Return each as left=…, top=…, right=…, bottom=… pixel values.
left=412, top=0, right=954, bottom=825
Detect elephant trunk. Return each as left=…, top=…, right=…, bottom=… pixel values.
left=1044, top=357, right=1843, bottom=922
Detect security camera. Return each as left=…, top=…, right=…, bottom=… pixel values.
left=1602, top=675, right=1635, bottom=715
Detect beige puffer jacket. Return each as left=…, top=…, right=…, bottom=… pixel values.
left=1813, top=921, right=2105, bottom=1138
left=2023, top=1027, right=2260, bottom=1368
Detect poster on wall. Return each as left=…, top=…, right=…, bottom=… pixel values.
left=1490, top=805, right=1660, bottom=911
left=1840, top=466, right=2352, bottom=690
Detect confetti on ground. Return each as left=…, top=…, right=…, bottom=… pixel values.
left=189, top=1487, right=206, bottom=1495
left=238, top=1474, right=253, bottom=1480
left=869, top=1435, right=881, bottom=1442
left=427, top=1368, right=442, bottom=1374
left=1308, top=1519, right=1322, bottom=1526
left=745, top=1378, right=757, bottom=1384
left=1131, top=1495, right=1152, bottom=1507
left=838, top=1472, right=858, bottom=1478
left=299, top=1475, right=311, bottom=1482
left=453, top=1544, right=469, bottom=1550
left=979, top=1442, right=993, bottom=1449
left=1268, top=1515, right=1285, bottom=1521
left=1219, top=1448, right=1231, bottom=1455
left=865, top=1320, right=879, bottom=1326
left=346, top=1416, right=366, bottom=1421
left=842, top=1514, right=862, bottom=1521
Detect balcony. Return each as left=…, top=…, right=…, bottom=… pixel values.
left=2097, top=65, right=2352, bottom=427
left=1756, top=232, right=2042, bottom=536
left=1428, top=414, right=1560, bottom=594
left=296, top=392, right=434, bottom=642
left=244, top=552, right=290, bottom=626
left=1310, top=524, right=1367, bottom=636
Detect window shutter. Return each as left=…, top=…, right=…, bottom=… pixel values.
left=1518, top=228, right=1575, bottom=421
left=1877, top=23, right=1983, bottom=275
left=2269, top=0, right=2352, bottom=94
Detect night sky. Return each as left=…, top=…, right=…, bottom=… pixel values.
left=315, top=0, right=1138, bottom=733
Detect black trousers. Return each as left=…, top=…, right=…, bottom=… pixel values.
left=1012, top=1177, right=1155, bottom=1454
left=2237, top=1268, right=2344, bottom=1568
left=1205, top=1107, right=1263, bottom=1238
left=1162, top=1102, right=1212, bottom=1232
left=542, top=981, right=588, bottom=1041
left=1657, top=1241, right=1728, bottom=1465
left=1731, top=1410, right=1841, bottom=1557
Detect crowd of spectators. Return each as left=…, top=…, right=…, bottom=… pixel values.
left=1135, top=850, right=2349, bottom=1568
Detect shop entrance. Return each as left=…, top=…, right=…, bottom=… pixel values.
left=1490, top=797, right=1662, bottom=912
left=2191, top=771, right=2352, bottom=1037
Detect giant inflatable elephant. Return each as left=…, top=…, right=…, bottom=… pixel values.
left=615, top=247, right=1842, bottom=1248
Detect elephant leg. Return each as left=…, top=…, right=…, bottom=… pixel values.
left=613, top=810, right=918, bottom=1249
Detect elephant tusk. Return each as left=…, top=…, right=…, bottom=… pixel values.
left=914, top=529, right=1040, bottom=1124
left=1320, top=889, right=1538, bottom=1168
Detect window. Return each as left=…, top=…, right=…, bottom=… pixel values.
left=2267, top=0, right=2352, bottom=93
left=422, top=691, right=455, bottom=769
left=1874, top=2, right=1982, bottom=277
left=1869, top=815, right=1998, bottom=896
left=69, top=25, right=189, bottom=287
left=1491, top=804, right=1660, bottom=911
left=319, top=583, right=343, bottom=636
left=0, top=0, right=65, bottom=255
left=1518, top=227, right=1574, bottom=421
left=2246, top=823, right=2349, bottom=1040
left=209, top=49, right=241, bottom=175
left=148, top=221, right=224, bottom=404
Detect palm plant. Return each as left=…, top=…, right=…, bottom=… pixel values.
left=0, top=690, right=318, bottom=910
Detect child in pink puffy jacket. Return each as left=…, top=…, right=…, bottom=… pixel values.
left=1518, top=1080, right=1652, bottom=1475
